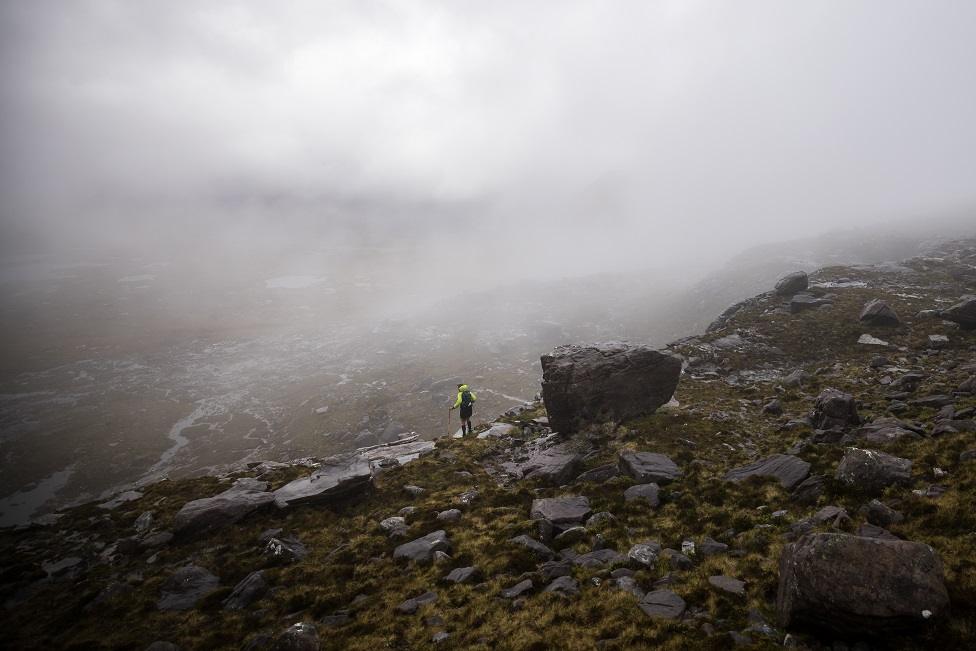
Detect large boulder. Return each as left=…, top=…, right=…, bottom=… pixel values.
left=173, top=478, right=275, bottom=537
left=530, top=496, right=591, bottom=527
left=811, top=389, right=860, bottom=430
left=774, top=271, right=809, bottom=296
left=777, top=533, right=949, bottom=636
left=157, top=565, right=219, bottom=611
left=540, top=343, right=681, bottom=434
left=618, top=451, right=681, bottom=484
left=724, top=454, right=811, bottom=490
left=273, top=454, right=372, bottom=508
left=941, top=296, right=976, bottom=329
left=835, top=448, right=912, bottom=492
left=393, top=531, right=451, bottom=564
left=859, top=299, right=901, bottom=326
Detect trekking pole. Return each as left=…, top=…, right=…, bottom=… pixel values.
left=447, top=408, right=451, bottom=437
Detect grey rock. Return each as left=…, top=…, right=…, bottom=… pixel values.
left=811, top=389, right=860, bottom=430
left=540, top=343, right=681, bottom=434
left=774, top=271, right=809, bottom=296
left=272, top=623, right=320, bottom=651
left=540, top=560, right=574, bottom=581
left=157, top=565, right=219, bottom=611
left=394, top=530, right=451, bottom=564
left=638, top=589, right=687, bottom=619
left=790, top=293, right=832, bottom=313
left=134, top=511, right=154, bottom=534
left=510, top=535, right=555, bottom=561
left=790, top=475, right=825, bottom=504
left=859, top=499, right=904, bottom=527
left=515, top=443, right=584, bottom=485
left=859, top=299, right=900, bottom=326
left=857, top=523, right=900, bottom=540
left=403, top=484, right=425, bottom=497
left=98, top=490, right=144, bottom=510
left=396, top=591, right=437, bottom=614
left=941, top=296, right=976, bottom=329
left=273, top=454, right=372, bottom=509
left=854, top=418, right=921, bottom=444
left=762, top=399, right=783, bottom=415
left=573, top=549, right=628, bottom=568
left=141, top=531, right=174, bottom=549
left=574, top=464, right=620, bottom=484
left=530, top=496, right=592, bottom=526
left=628, top=541, right=662, bottom=567
left=553, top=526, right=587, bottom=546
left=173, top=480, right=274, bottom=537
left=223, top=571, right=268, bottom=610
left=500, top=579, right=534, bottom=599
left=436, top=509, right=462, bottom=523
left=431, top=632, right=450, bottom=644
left=443, top=566, right=479, bottom=584
left=835, top=448, right=912, bottom=492
left=910, top=394, right=955, bottom=408
left=724, top=454, right=811, bottom=490
left=265, top=537, right=307, bottom=564
left=782, top=369, right=812, bottom=387
left=543, top=575, right=579, bottom=595
left=379, top=516, right=408, bottom=537
left=585, top=511, right=616, bottom=529
left=618, top=451, right=681, bottom=484
left=700, top=537, right=728, bottom=556
left=960, top=449, right=976, bottom=463
left=776, top=533, right=949, bottom=636
left=623, top=483, right=661, bottom=507
left=613, top=575, right=645, bottom=599
left=663, top=548, right=693, bottom=571
left=709, top=575, right=746, bottom=596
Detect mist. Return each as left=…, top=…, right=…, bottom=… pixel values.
left=1, top=1, right=976, bottom=524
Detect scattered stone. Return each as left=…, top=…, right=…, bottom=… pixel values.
left=540, top=560, right=574, bottom=581
left=514, top=444, right=584, bottom=485
left=173, top=479, right=274, bottom=538
left=724, top=454, right=811, bottom=490
left=394, top=531, right=451, bottom=564
left=859, top=299, right=900, bottom=326
left=618, top=451, right=681, bottom=484
left=544, top=576, right=579, bottom=596
left=854, top=418, right=921, bottom=444
left=398, top=506, right=418, bottom=517
left=790, top=475, right=825, bottom=504
left=623, top=483, right=661, bottom=508
left=791, top=294, right=832, bottom=313
left=762, top=399, right=783, bottom=415
left=530, top=496, right=592, bottom=527
left=500, top=579, right=534, bottom=599
left=436, top=509, right=462, bottom=523
left=265, top=536, right=308, bottom=564
left=613, top=575, right=645, bottom=599
left=134, top=511, right=154, bottom=534
left=638, top=589, right=687, bottom=619
left=857, top=334, right=889, bottom=346
left=478, top=422, right=517, bottom=439
left=700, top=537, right=729, bottom=556
left=573, top=549, right=628, bottom=569
left=928, top=334, right=950, bottom=349
left=540, top=343, right=682, bottom=434
left=775, top=271, right=809, bottom=296
left=811, top=389, right=860, bottom=430
left=431, top=632, right=450, bottom=644
left=223, top=571, right=268, bottom=610
left=857, top=523, right=900, bottom=540
left=379, top=516, right=408, bottom=537
left=585, top=511, right=616, bottom=529
left=273, top=455, right=372, bottom=509
left=157, top=565, right=219, bottom=611
left=397, top=591, right=437, bottom=614
left=510, top=535, right=555, bottom=561
left=910, top=394, right=955, bottom=408
left=575, top=464, right=620, bottom=484
left=941, top=296, right=976, bottom=329
left=553, top=526, right=587, bottom=546
left=443, top=566, right=479, bottom=584
left=859, top=499, right=904, bottom=527
left=709, top=575, right=746, bottom=596
left=628, top=542, right=662, bottom=567
left=141, top=531, right=174, bottom=549
left=403, top=485, right=425, bottom=497
left=782, top=369, right=812, bottom=387
left=776, top=533, right=949, bottom=636
left=663, top=549, right=693, bottom=570
left=870, top=355, right=890, bottom=368
left=835, top=448, right=912, bottom=492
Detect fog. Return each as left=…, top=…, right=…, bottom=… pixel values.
left=1, top=2, right=975, bottom=524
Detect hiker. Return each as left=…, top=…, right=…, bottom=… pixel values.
left=451, top=383, right=477, bottom=435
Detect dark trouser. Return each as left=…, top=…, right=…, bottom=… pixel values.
left=460, top=405, right=473, bottom=433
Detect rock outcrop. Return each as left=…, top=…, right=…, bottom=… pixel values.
left=724, top=454, right=810, bottom=490
left=272, top=454, right=372, bottom=509
left=777, top=533, right=949, bottom=636
left=173, top=478, right=274, bottom=537
left=774, top=271, right=809, bottom=296
left=835, top=448, right=912, bottom=492
left=618, top=451, right=681, bottom=483
left=942, top=296, right=976, bottom=329
left=859, top=299, right=901, bottom=326
left=540, top=343, right=681, bottom=434
left=811, top=389, right=860, bottom=430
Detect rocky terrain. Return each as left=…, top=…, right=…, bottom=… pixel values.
left=2, top=238, right=975, bottom=650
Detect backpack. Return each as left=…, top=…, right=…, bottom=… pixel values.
left=460, top=391, right=473, bottom=407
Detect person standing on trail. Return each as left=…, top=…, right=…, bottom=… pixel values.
left=451, top=383, right=477, bottom=436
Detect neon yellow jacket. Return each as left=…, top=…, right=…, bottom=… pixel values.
left=452, top=385, right=477, bottom=409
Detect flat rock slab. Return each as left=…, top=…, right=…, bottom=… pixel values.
left=530, top=496, right=592, bottom=526
left=618, top=451, right=681, bottom=484
left=273, top=454, right=372, bottom=509
left=540, top=343, right=681, bottom=434
left=573, top=549, right=628, bottom=569
left=157, top=565, right=219, bottom=611
left=942, top=296, right=976, bottom=329
left=443, top=566, right=479, bottom=584
left=394, top=531, right=451, bottom=564
left=623, top=483, right=660, bottom=507
left=709, top=575, right=746, bottom=596
left=515, top=444, right=584, bottom=485
left=575, top=464, right=620, bottom=484
left=835, top=448, right=912, bottom=493
left=638, top=589, right=687, bottom=619
left=397, top=591, right=437, bottom=614
left=478, top=422, right=518, bottom=439
left=724, top=454, right=811, bottom=490
left=173, top=480, right=274, bottom=537
left=544, top=576, right=579, bottom=595
left=223, top=570, right=267, bottom=610
left=777, top=533, right=949, bottom=636
left=628, top=542, right=662, bottom=567
left=500, top=579, right=534, bottom=599
left=510, top=535, right=555, bottom=561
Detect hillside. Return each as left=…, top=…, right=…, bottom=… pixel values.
left=2, top=239, right=975, bottom=650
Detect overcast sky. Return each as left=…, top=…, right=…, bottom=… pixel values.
left=1, top=1, right=975, bottom=267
